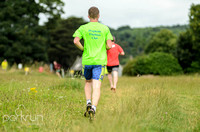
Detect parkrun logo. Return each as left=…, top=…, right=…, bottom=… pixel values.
left=2, top=104, right=43, bottom=124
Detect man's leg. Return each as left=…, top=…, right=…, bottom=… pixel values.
left=107, top=73, right=113, bottom=88
left=85, top=80, right=92, bottom=101
left=82, top=65, right=92, bottom=104
left=90, top=65, right=104, bottom=113
left=87, top=79, right=101, bottom=119
left=83, top=65, right=92, bottom=117
left=92, top=79, right=101, bottom=107
left=113, top=71, right=118, bottom=89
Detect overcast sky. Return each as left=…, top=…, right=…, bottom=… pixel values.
left=40, top=0, right=199, bottom=29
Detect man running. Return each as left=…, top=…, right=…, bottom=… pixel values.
left=107, top=36, right=125, bottom=92
left=73, top=7, right=113, bottom=118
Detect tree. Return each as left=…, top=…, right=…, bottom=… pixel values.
left=111, top=25, right=186, bottom=65
left=176, top=31, right=193, bottom=72
left=0, top=0, right=64, bottom=64
left=117, top=25, right=131, bottom=31
left=176, top=4, right=200, bottom=73
left=145, top=29, right=177, bottom=55
left=189, top=4, right=200, bottom=43
left=189, top=4, right=200, bottom=72
left=47, top=17, right=86, bottom=68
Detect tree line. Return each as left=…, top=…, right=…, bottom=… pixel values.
left=111, top=25, right=187, bottom=65
left=0, top=1, right=199, bottom=73
left=0, top=0, right=84, bottom=68
left=122, top=4, right=200, bottom=74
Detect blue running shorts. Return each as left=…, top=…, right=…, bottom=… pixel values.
left=82, top=65, right=105, bottom=81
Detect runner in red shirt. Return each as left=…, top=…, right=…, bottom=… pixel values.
left=107, top=36, right=125, bottom=92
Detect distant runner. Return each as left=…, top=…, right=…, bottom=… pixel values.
left=73, top=6, right=113, bottom=119
left=1, top=59, right=8, bottom=70
left=53, top=61, right=62, bottom=78
left=107, top=36, right=125, bottom=92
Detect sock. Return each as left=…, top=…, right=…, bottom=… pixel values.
left=87, top=99, right=91, bottom=104
left=92, top=105, right=96, bottom=112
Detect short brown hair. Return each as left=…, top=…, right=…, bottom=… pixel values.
left=88, top=7, right=99, bottom=19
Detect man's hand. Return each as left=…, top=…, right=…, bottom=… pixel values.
left=106, top=40, right=112, bottom=49
left=73, top=37, right=84, bottom=51
left=119, top=51, right=125, bottom=55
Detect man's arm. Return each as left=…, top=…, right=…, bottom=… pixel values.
left=119, top=51, right=125, bottom=55
left=106, top=40, right=112, bottom=49
left=118, top=45, right=125, bottom=55
left=73, top=37, right=84, bottom=51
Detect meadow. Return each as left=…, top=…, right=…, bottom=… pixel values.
left=0, top=70, right=200, bottom=132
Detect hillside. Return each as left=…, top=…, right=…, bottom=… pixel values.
left=110, top=25, right=188, bottom=64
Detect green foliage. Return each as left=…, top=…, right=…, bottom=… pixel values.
left=122, top=60, right=135, bottom=76
left=176, top=31, right=193, bottom=72
left=123, top=56, right=150, bottom=76
left=111, top=25, right=187, bottom=65
left=0, top=0, right=64, bottom=64
left=0, top=0, right=192, bottom=69
left=187, top=61, right=200, bottom=73
left=145, top=29, right=177, bottom=55
left=177, top=4, right=200, bottom=73
left=123, top=52, right=183, bottom=76
left=149, top=52, right=183, bottom=75
left=189, top=4, right=200, bottom=42
left=47, top=17, right=86, bottom=68
left=117, top=25, right=131, bottom=31
left=189, top=4, right=200, bottom=71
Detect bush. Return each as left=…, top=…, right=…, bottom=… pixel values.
left=186, top=61, right=200, bottom=73
left=123, top=52, right=183, bottom=76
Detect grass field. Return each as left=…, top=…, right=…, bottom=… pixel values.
left=0, top=70, right=200, bottom=132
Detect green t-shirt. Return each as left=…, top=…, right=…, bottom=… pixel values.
left=73, top=22, right=113, bottom=65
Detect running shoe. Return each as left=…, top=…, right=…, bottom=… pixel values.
left=111, top=88, right=116, bottom=93
left=84, top=103, right=92, bottom=117
left=88, top=108, right=95, bottom=121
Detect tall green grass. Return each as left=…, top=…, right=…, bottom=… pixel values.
left=71, top=76, right=200, bottom=132
left=0, top=70, right=200, bottom=131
